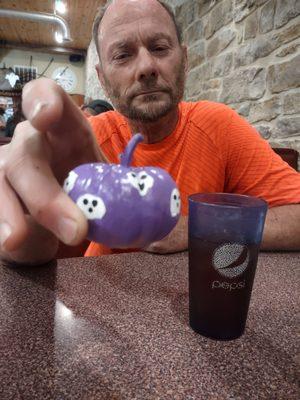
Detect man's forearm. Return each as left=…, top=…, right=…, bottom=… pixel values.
left=261, top=204, right=300, bottom=251
left=143, top=204, right=300, bottom=254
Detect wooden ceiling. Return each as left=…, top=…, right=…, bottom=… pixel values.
left=0, top=0, right=106, bottom=54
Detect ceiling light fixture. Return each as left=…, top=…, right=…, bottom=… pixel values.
left=55, top=0, right=66, bottom=14
left=55, top=31, right=63, bottom=43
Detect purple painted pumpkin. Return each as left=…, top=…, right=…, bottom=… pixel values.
left=63, top=134, right=181, bottom=248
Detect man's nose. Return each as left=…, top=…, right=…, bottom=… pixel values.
left=135, top=48, right=158, bottom=82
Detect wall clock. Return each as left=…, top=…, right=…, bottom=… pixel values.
left=51, top=66, right=77, bottom=93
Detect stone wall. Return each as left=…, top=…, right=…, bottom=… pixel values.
left=174, top=0, right=300, bottom=163
left=85, top=40, right=107, bottom=102
left=85, top=0, right=300, bottom=163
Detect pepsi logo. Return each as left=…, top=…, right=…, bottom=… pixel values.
left=212, top=243, right=249, bottom=278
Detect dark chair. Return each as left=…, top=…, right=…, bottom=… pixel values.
left=272, top=147, right=299, bottom=171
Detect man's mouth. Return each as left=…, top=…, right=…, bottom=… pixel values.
left=136, top=90, right=163, bottom=96
left=133, top=86, right=169, bottom=96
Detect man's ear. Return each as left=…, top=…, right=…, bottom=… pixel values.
left=182, top=44, right=188, bottom=74
left=95, top=63, right=107, bottom=95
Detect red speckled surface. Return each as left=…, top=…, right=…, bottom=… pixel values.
left=0, top=251, right=299, bottom=399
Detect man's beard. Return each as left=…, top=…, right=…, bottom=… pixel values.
left=103, top=56, right=186, bottom=123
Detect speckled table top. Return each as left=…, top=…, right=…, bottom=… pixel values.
left=0, top=251, right=299, bottom=400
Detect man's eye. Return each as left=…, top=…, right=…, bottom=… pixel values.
left=151, top=46, right=169, bottom=54
left=113, top=53, right=130, bottom=61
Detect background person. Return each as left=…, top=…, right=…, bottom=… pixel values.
left=4, top=109, right=25, bottom=138
left=81, top=99, right=114, bottom=117
left=0, top=107, right=6, bottom=136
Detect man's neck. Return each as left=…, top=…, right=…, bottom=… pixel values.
left=128, top=106, right=179, bottom=144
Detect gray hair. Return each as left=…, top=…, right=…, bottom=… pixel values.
left=92, top=0, right=183, bottom=60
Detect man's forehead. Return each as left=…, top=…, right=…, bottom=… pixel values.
left=99, top=0, right=175, bottom=40
left=103, top=0, right=160, bottom=17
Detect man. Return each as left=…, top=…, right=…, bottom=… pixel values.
left=0, top=0, right=299, bottom=265
left=4, top=108, right=25, bottom=138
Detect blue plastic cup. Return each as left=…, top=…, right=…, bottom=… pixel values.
left=188, top=193, right=268, bottom=340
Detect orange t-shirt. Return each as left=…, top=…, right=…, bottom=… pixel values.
left=85, top=101, right=300, bottom=256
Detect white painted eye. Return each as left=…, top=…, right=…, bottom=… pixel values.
left=76, top=194, right=106, bottom=220
left=170, top=188, right=181, bottom=217
left=130, top=172, right=137, bottom=177
left=63, top=171, right=78, bottom=194
left=123, top=172, right=139, bottom=189
left=122, top=170, right=154, bottom=196
left=136, top=171, right=154, bottom=196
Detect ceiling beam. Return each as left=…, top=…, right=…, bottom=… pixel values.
left=0, top=41, right=87, bottom=57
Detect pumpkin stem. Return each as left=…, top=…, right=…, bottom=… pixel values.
left=120, top=133, right=144, bottom=166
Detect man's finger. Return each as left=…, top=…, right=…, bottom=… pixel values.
left=22, top=77, right=88, bottom=135
left=22, top=78, right=106, bottom=163
left=5, top=122, right=88, bottom=245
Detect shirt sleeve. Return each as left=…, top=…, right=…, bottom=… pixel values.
left=223, top=109, right=300, bottom=207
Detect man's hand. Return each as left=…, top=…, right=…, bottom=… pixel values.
left=0, top=78, right=106, bottom=264
left=143, top=215, right=188, bottom=254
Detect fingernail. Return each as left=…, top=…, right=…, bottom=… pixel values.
left=57, top=217, right=78, bottom=244
left=0, top=222, right=12, bottom=249
left=30, top=101, right=48, bottom=120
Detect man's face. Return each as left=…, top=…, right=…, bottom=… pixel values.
left=96, top=0, right=187, bottom=123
